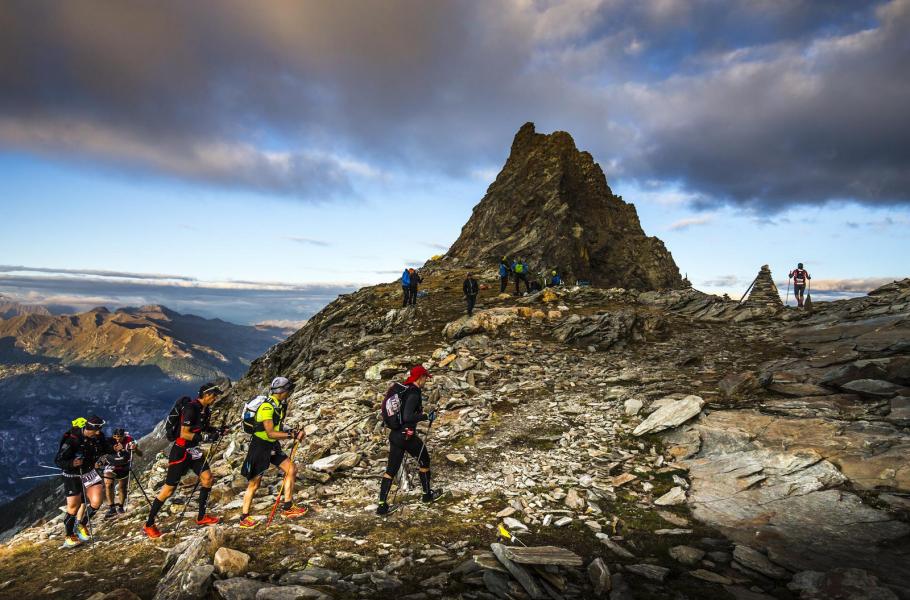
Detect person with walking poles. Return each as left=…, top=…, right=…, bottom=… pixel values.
left=789, top=262, right=812, bottom=308
left=55, top=415, right=112, bottom=549
left=401, top=268, right=411, bottom=307
left=463, top=272, right=479, bottom=317
left=499, top=257, right=510, bottom=294
left=407, top=268, right=422, bottom=306
left=237, top=377, right=308, bottom=529
left=103, top=427, right=142, bottom=517
left=376, top=365, right=443, bottom=515
left=143, top=382, right=226, bottom=538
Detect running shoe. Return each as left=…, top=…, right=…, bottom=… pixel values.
left=143, top=524, right=162, bottom=539
left=60, top=535, right=83, bottom=549
left=195, top=514, right=221, bottom=526
left=238, top=516, right=259, bottom=529
left=75, top=524, right=91, bottom=541
left=281, top=505, right=308, bottom=519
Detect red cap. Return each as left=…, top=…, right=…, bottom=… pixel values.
left=404, top=365, right=432, bottom=385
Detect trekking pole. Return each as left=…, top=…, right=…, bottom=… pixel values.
left=266, top=438, right=301, bottom=529
left=785, top=279, right=790, bottom=307
left=79, top=476, right=97, bottom=554
left=175, top=416, right=229, bottom=531
left=738, top=275, right=759, bottom=303
left=130, top=468, right=152, bottom=509
left=21, top=473, right=60, bottom=479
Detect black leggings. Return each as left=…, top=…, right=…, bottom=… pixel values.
left=385, top=430, right=430, bottom=477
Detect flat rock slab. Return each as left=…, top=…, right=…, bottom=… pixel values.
left=491, top=543, right=546, bottom=599
left=841, top=378, right=903, bottom=398
left=633, top=395, right=704, bottom=436
left=625, top=564, right=669, bottom=582
left=310, top=452, right=360, bottom=473
left=256, top=586, right=330, bottom=600
left=213, top=578, right=275, bottom=600
left=680, top=445, right=910, bottom=591
left=503, top=546, right=583, bottom=567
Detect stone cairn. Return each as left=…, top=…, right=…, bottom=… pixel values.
left=743, top=264, right=783, bottom=306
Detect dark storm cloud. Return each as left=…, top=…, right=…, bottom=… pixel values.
left=1, top=0, right=908, bottom=210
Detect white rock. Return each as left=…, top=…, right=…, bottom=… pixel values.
left=624, top=398, right=643, bottom=416
left=311, top=452, right=360, bottom=473
left=633, top=395, right=705, bottom=436
left=654, top=486, right=687, bottom=506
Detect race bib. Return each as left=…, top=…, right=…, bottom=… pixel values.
left=80, top=470, right=102, bottom=487
left=187, top=447, right=204, bottom=461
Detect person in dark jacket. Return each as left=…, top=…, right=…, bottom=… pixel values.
left=499, top=258, right=510, bottom=293
left=55, top=415, right=114, bottom=548
left=103, top=427, right=142, bottom=517
left=143, top=383, right=225, bottom=538
left=401, top=269, right=411, bottom=307
left=463, top=272, right=479, bottom=316
left=376, top=365, right=443, bottom=515
left=407, top=268, right=422, bottom=306
left=512, top=258, right=530, bottom=294
left=788, top=263, right=811, bottom=308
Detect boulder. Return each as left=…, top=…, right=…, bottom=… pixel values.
left=154, top=526, right=226, bottom=600
left=624, top=564, right=669, bottom=582
left=623, top=398, right=643, bottom=416
left=633, top=395, right=704, bottom=436
left=214, top=547, right=250, bottom=578
left=212, top=578, right=275, bottom=600
left=669, top=545, right=705, bottom=566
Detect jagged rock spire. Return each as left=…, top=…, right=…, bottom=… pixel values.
left=744, top=265, right=783, bottom=306
left=445, top=122, right=684, bottom=290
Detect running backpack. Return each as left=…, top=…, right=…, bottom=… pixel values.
left=165, top=396, right=192, bottom=441
left=381, top=383, right=407, bottom=430
left=514, top=263, right=524, bottom=274
left=241, top=395, right=277, bottom=434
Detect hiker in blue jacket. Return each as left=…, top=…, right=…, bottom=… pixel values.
left=401, top=268, right=411, bottom=307
left=498, top=258, right=510, bottom=293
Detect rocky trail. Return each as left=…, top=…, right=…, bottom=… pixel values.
left=1, top=269, right=908, bottom=600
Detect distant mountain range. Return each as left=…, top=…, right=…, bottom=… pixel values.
left=0, top=302, right=296, bottom=504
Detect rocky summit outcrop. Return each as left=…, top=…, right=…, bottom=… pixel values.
left=444, top=123, right=685, bottom=290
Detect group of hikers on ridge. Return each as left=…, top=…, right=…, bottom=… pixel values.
left=401, top=258, right=563, bottom=317
left=55, top=366, right=442, bottom=547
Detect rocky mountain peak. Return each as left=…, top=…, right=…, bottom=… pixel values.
left=445, top=122, right=684, bottom=290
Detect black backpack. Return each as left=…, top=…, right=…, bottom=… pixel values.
left=165, top=396, right=192, bottom=441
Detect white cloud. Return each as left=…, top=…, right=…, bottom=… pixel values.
left=667, top=215, right=714, bottom=231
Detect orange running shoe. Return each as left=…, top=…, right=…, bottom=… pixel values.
left=281, top=505, right=308, bottom=519
left=238, top=516, right=259, bottom=529
left=143, top=524, right=162, bottom=539
left=196, top=514, right=221, bottom=526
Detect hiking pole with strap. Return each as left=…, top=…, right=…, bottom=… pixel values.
left=785, top=278, right=791, bottom=307
left=175, top=414, right=229, bottom=531
left=79, top=474, right=97, bottom=554
left=266, top=437, right=301, bottom=529
left=126, top=445, right=153, bottom=509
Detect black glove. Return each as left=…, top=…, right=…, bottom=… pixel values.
left=427, top=410, right=437, bottom=423
left=404, top=427, right=415, bottom=440
left=202, top=430, right=221, bottom=443
left=285, top=428, right=298, bottom=441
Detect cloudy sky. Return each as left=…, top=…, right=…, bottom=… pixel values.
left=1, top=0, right=908, bottom=324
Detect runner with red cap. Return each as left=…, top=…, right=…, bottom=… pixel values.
left=376, top=364, right=443, bottom=514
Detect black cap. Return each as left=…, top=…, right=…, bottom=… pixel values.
left=798, top=262, right=804, bottom=268
left=85, top=415, right=105, bottom=430
left=113, top=427, right=126, bottom=437
left=199, top=382, right=223, bottom=397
